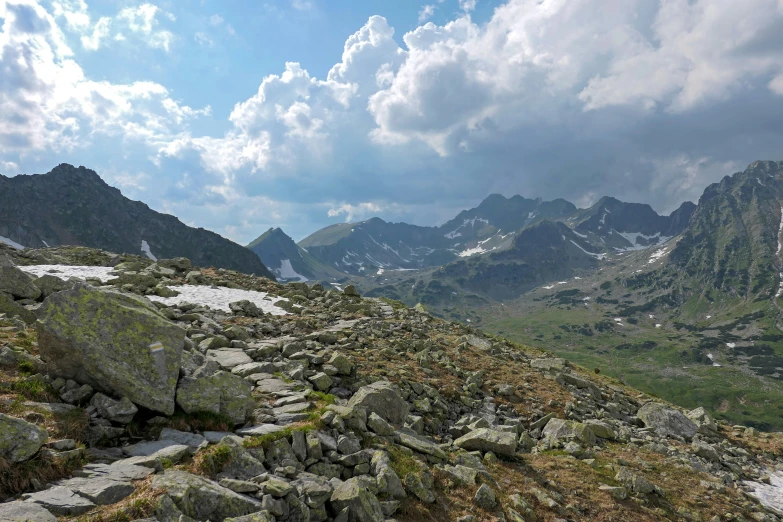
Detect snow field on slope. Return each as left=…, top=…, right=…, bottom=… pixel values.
left=19, top=265, right=289, bottom=315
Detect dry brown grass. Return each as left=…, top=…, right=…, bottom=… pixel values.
left=0, top=451, right=84, bottom=500
left=73, top=478, right=162, bottom=522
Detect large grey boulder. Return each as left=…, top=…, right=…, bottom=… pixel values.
left=0, top=413, right=48, bottom=462
left=37, top=284, right=185, bottom=415
left=151, top=470, right=263, bottom=521
left=0, top=263, right=41, bottom=300
left=454, top=428, right=518, bottom=458
left=176, top=361, right=254, bottom=425
left=346, top=381, right=409, bottom=426
left=541, top=419, right=597, bottom=446
left=637, top=402, right=697, bottom=440
left=329, top=477, right=384, bottom=522
left=0, top=501, right=57, bottom=522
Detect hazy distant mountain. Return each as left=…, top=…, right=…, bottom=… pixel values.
left=0, top=164, right=275, bottom=279
left=246, top=227, right=345, bottom=283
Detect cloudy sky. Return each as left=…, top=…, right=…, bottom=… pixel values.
left=2, top=0, right=783, bottom=242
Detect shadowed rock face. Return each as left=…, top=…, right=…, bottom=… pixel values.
left=0, top=164, right=275, bottom=279
left=36, top=284, right=185, bottom=415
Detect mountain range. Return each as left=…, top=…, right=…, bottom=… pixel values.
left=0, top=164, right=275, bottom=279
left=5, top=160, right=783, bottom=429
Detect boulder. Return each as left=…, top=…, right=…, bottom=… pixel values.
left=0, top=292, right=37, bottom=324
left=474, top=484, right=496, bottom=509
left=0, top=413, right=48, bottom=462
left=176, top=361, right=254, bottom=425
left=36, top=284, right=185, bottom=415
left=346, top=381, right=409, bottom=426
left=151, top=470, right=263, bottom=521
left=328, top=353, right=354, bottom=375
left=90, top=393, right=138, bottom=424
left=329, top=477, right=384, bottom=522
left=0, top=263, right=41, bottom=300
left=637, top=402, right=697, bottom=440
left=541, top=419, right=597, bottom=446
left=686, top=407, right=719, bottom=434
left=454, top=428, right=518, bottom=458
left=34, top=274, right=70, bottom=299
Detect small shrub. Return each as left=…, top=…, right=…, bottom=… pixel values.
left=17, top=360, right=35, bottom=375
left=594, top=368, right=601, bottom=374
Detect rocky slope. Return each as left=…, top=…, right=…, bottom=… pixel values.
left=0, top=164, right=275, bottom=279
left=1, top=245, right=782, bottom=522
left=247, top=228, right=345, bottom=284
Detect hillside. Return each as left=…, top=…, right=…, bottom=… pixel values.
left=0, top=245, right=782, bottom=522
left=0, top=164, right=275, bottom=279
left=247, top=228, right=346, bottom=283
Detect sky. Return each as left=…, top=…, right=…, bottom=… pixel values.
left=2, top=0, right=783, bottom=243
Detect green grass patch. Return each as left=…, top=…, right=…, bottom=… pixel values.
left=192, top=443, right=232, bottom=476
left=307, top=390, right=337, bottom=405
left=387, top=444, right=420, bottom=479
left=243, top=423, right=319, bottom=450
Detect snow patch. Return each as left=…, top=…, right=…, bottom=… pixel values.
left=543, top=285, right=554, bottom=289
left=655, top=324, right=662, bottom=328
left=445, top=217, right=489, bottom=239
left=19, top=264, right=289, bottom=315
left=706, top=353, right=721, bottom=367
left=140, top=240, right=157, bottom=261
left=744, top=471, right=783, bottom=515
left=148, top=285, right=289, bottom=315
left=19, top=265, right=117, bottom=281
left=726, top=343, right=736, bottom=348
left=528, top=211, right=538, bottom=219
left=42, top=240, right=50, bottom=247
left=648, top=247, right=670, bottom=264
left=377, top=268, right=385, bottom=275
left=0, top=236, right=24, bottom=250
left=277, top=259, right=308, bottom=282
left=569, top=240, right=606, bottom=260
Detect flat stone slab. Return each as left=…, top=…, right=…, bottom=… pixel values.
left=231, top=362, right=268, bottom=377
left=76, top=461, right=154, bottom=481
left=56, top=477, right=135, bottom=505
left=23, top=487, right=96, bottom=516
left=272, top=402, right=313, bottom=415
left=206, top=348, right=253, bottom=370
left=235, top=424, right=288, bottom=437
left=204, top=431, right=236, bottom=444
left=273, top=393, right=309, bottom=407
left=159, top=428, right=208, bottom=451
left=398, top=432, right=447, bottom=460
left=0, top=500, right=57, bottom=522
left=22, top=402, right=79, bottom=415
left=247, top=374, right=296, bottom=393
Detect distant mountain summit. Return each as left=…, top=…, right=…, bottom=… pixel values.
left=294, top=192, right=692, bottom=277
left=0, top=164, right=275, bottom=279
left=246, top=227, right=344, bottom=283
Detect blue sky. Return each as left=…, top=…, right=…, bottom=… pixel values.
left=2, top=0, right=783, bottom=243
